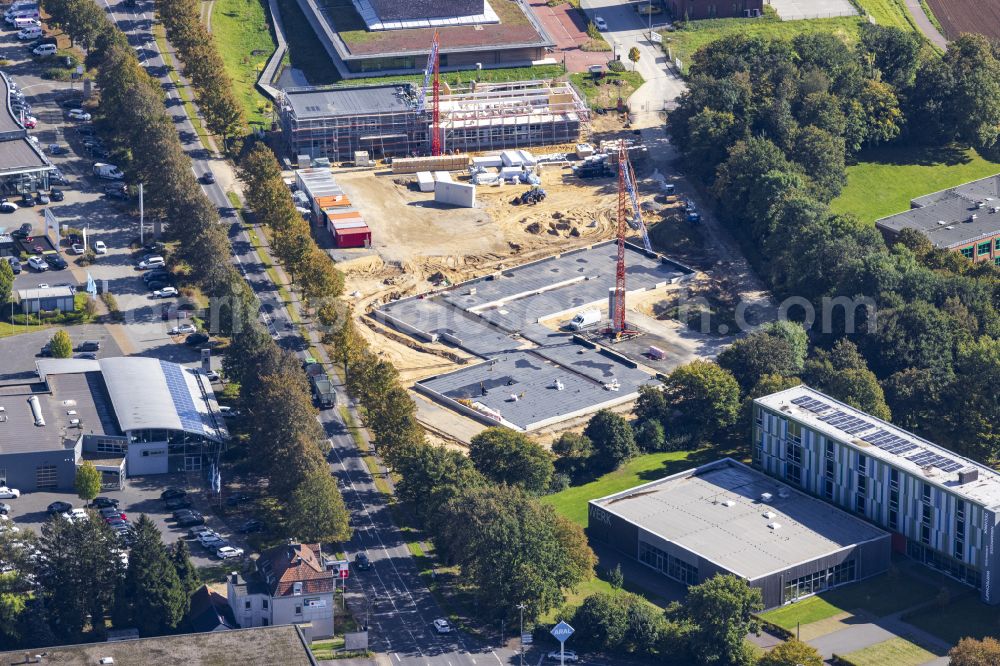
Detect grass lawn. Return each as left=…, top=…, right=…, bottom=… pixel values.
left=662, top=14, right=863, bottom=72
left=542, top=450, right=702, bottom=527
left=309, top=637, right=345, bottom=660
left=905, top=595, right=1000, bottom=646
left=761, top=567, right=953, bottom=630
left=340, top=64, right=567, bottom=89
left=830, top=143, right=1000, bottom=222
left=0, top=321, right=48, bottom=338
left=211, top=0, right=276, bottom=126
left=569, top=71, right=643, bottom=109
left=854, top=0, right=918, bottom=32
left=841, top=637, right=940, bottom=665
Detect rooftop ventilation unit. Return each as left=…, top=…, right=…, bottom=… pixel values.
left=777, top=488, right=790, bottom=499
left=28, top=395, right=44, bottom=427
left=958, top=468, right=980, bottom=484
left=763, top=511, right=776, bottom=519
left=760, top=492, right=773, bottom=503
left=767, top=522, right=781, bottom=530
left=936, top=220, right=946, bottom=225
left=945, top=225, right=955, bottom=230
left=720, top=499, right=735, bottom=507
left=970, top=214, right=978, bottom=222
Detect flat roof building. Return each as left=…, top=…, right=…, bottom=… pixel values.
left=0, top=70, right=54, bottom=193
left=278, top=80, right=587, bottom=161
left=0, top=357, right=227, bottom=493
left=16, top=285, right=76, bottom=314
left=294, top=0, right=552, bottom=79
left=875, top=174, right=1000, bottom=266
left=588, top=458, right=891, bottom=609
left=754, top=385, right=1000, bottom=604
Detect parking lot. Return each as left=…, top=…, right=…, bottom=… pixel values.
left=2, top=474, right=257, bottom=567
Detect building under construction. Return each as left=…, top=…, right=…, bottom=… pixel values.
left=277, top=79, right=587, bottom=162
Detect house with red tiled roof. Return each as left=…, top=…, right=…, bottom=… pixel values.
left=226, top=542, right=337, bottom=641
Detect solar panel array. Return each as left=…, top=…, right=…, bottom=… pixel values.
left=790, top=393, right=965, bottom=474
left=160, top=360, right=205, bottom=435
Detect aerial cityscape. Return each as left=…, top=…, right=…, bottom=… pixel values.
left=0, top=0, right=998, bottom=664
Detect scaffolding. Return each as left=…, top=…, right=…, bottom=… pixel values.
left=277, top=79, right=589, bottom=162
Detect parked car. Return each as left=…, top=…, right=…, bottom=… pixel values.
left=19, top=192, right=34, bottom=207
left=67, top=108, right=91, bottom=121
left=593, top=15, right=608, bottom=30
left=105, top=517, right=127, bottom=528
left=61, top=508, right=87, bottom=523
left=165, top=496, right=192, bottom=510
left=200, top=172, right=215, bottom=184
left=21, top=115, right=36, bottom=127
left=188, top=527, right=215, bottom=539
left=0, top=503, right=10, bottom=516
left=93, top=496, right=120, bottom=509
left=99, top=507, right=125, bottom=520
left=203, top=370, right=220, bottom=382
left=44, top=255, right=67, bottom=270
left=61, top=98, right=84, bottom=109
left=199, top=533, right=226, bottom=548
left=74, top=352, right=97, bottom=360
left=104, top=184, right=128, bottom=200
left=238, top=519, right=265, bottom=534
left=93, top=240, right=107, bottom=254
left=13, top=222, right=32, bottom=237
left=35, top=191, right=49, bottom=205
left=0, top=200, right=19, bottom=213
left=169, top=323, right=197, bottom=336
left=354, top=552, right=372, bottom=570
left=27, top=255, right=47, bottom=271
left=160, top=487, right=186, bottom=501
left=0, top=487, right=20, bottom=500
left=153, top=286, right=178, bottom=299
left=143, top=268, right=170, bottom=283
left=49, top=188, right=64, bottom=202
left=216, top=546, right=243, bottom=559
left=75, top=340, right=100, bottom=352
left=433, top=619, right=452, bottom=634
left=176, top=513, right=205, bottom=527
left=71, top=243, right=85, bottom=255
left=185, top=333, right=209, bottom=347
left=546, top=651, right=579, bottom=663
left=32, top=43, right=56, bottom=56
left=137, top=256, right=164, bottom=270
left=6, top=257, right=20, bottom=274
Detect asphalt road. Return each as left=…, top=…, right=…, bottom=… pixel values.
left=94, top=1, right=518, bottom=662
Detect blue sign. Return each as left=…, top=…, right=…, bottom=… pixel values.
left=550, top=621, right=574, bottom=643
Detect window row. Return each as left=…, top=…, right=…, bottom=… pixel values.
left=639, top=541, right=698, bottom=586
left=782, top=559, right=856, bottom=603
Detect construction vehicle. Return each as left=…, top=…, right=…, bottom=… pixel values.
left=512, top=187, right=546, bottom=206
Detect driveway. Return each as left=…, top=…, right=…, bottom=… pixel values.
left=580, top=0, right=688, bottom=125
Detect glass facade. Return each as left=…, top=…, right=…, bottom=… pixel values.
left=782, top=559, right=856, bottom=603
left=639, top=540, right=698, bottom=585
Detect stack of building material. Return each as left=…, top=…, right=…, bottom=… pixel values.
left=435, top=180, right=476, bottom=208
left=501, top=150, right=524, bottom=168
left=391, top=154, right=469, bottom=174
left=416, top=171, right=435, bottom=192
left=433, top=171, right=452, bottom=183
left=471, top=155, right=503, bottom=169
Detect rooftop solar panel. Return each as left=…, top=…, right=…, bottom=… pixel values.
left=160, top=360, right=205, bottom=435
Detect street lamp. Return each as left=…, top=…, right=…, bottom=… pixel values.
left=517, top=603, right=526, bottom=666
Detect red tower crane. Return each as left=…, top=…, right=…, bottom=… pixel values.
left=417, top=30, right=442, bottom=156
left=611, top=143, right=649, bottom=337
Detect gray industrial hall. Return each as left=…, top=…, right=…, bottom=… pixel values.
left=588, top=458, right=891, bottom=609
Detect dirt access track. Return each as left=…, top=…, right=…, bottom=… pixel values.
left=925, top=0, right=1000, bottom=40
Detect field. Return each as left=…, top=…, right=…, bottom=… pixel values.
left=663, top=15, right=863, bottom=71
left=541, top=450, right=705, bottom=526
left=905, top=595, right=1000, bottom=645
left=925, top=0, right=1000, bottom=41
left=760, top=568, right=946, bottom=630
left=569, top=71, right=644, bottom=109
left=840, top=637, right=939, bottom=666
left=830, top=144, right=1000, bottom=222
left=211, top=0, right=276, bottom=126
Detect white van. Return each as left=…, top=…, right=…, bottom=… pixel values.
left=7, top=1, right=39, bottom=13
left=569, top=309, right=601, bottom=331
left=93, top=163, right=125, bottom=180
left=31, top=43, right=55, bottom=56
left=17, top=26, right=41, bottom=40
left=6, top=8, right=40, bottom=23
left=13, top=16, right=39, bottom=29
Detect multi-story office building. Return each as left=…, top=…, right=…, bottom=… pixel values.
left=754, top=386, right=1000, bottom=604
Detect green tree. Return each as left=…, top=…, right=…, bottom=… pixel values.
left=947, top=337, right=1000, bottom=463
left=436, top=485, right=595, bottom=621
left=284, top=469, right=352, bottom=543
left=584, top=410, right=637, bottom=473
left=469, top=427, right=554, bottom=494
left=717, top=331, right=800, bottom=394
left=0, top=530, right=39, bottom=648
left=628, top=46, right=641, bottom=70
left=949, top=636, right=1000, bottom=666
left=169, top=539, right=201, bottom=596
left=74, top=461, right=101, bottom=505
left=684, top=574, right=762, bottom=666
left=759, top=639, right=823, bottom=666
left=49, top=330, right=73, bottom=358
left=116, top=515, right=188, bottom=636
left=634, top=418, right=665, bottom=452
left=37, top=512, right=123, bottom=641
left=395, top=442, right=485, bottom=527
left=551, top=431, right=594, bottom=478
left=790, top=125, right=846, bottom=201
left=665, top=361, right=741, bottom=441
left=944, top=34, right=1000, bottom=152
left=0, top=258, right=13, bottom=307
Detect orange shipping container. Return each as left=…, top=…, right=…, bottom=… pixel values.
left=315, top=194, right=351, bottom=209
